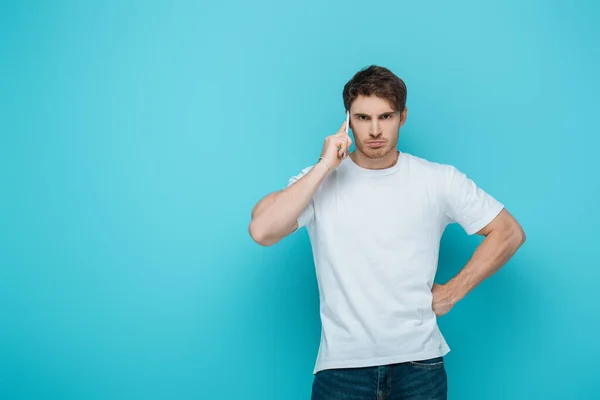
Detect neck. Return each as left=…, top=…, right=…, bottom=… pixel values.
left=350, top=149, right=400, bottom=170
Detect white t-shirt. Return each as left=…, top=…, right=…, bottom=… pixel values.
left=286, top=151, right=504, bottom=374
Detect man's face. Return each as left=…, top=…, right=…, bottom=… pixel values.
left=349, top=95, right=407, bottom=159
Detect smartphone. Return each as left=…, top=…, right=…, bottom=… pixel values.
left=344, top=110, right=350, bottom=158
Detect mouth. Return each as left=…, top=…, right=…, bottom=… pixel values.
left=366, top=141, right=385, bottom=148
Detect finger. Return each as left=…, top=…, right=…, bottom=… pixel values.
left=343, top=134, right=351, bottom=157
left=338, top=134, right=351, bottom=157
left=336, top=138, right=347, bottom=158
left=333, top=138, right=343, bottom=153
left=345, top=133, right=352, bottom=148
left=333, top=138, right=342, bottom=155
left=337, top=120, right=347, bottom=135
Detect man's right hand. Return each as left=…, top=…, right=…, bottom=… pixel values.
left=319, top=120, right=352, bottom=171
left=249, top=120, right=352, bottom=246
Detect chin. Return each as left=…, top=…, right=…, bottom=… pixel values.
left=363, top=146, right=396, bottom=159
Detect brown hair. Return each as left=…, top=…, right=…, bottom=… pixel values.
left=342, top=65, right=407, bottom=112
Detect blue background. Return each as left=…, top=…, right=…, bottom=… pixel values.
left=1, top=0, right=598, bottom=398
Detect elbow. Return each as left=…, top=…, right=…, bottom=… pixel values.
left=512, top=223, right=526, bottom=248
left=248, top=219, right=275, bottom=247
left=519, top=229, right=526, bottom=245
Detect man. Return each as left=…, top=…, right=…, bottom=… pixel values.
left=249, top=65, right=525, bottom=400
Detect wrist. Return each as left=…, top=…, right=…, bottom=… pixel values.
left=446, top=278, right=467, bottom=306
left=316, top=157, right=333, bottom=174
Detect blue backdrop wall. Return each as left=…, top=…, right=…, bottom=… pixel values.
left=1, top=0, right=598, bottom=398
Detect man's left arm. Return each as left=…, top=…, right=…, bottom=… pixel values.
left=433, top=208, right=526, bottom=316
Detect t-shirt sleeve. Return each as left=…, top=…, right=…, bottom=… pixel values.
left=443, top=165, right=504, bottom=235
left=286, top=166, right=316, bottom=231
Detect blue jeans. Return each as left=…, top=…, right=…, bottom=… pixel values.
left=311, top=357, right=447, bottom=400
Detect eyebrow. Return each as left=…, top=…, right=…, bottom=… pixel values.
left=352, top=111, right=396, bottom=117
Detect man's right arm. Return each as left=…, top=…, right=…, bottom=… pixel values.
left=248, top=160, right=330, bottom=246
left=248, top=119, right=352, bottom=246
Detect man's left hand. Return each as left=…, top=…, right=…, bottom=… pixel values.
left=432, top=283, right=457, bottom=317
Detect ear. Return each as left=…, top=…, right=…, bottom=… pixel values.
left=399, top=108, right=408, bottom=126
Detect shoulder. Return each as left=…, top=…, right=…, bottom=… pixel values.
left=402, top=152, right=457, bottom=179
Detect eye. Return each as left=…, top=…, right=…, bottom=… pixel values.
left=381, top=114, right=393, bottom=119
left=358, top=115, right=369, bottom=121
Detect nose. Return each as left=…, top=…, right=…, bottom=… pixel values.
left=369, top=119, right=382, bottom=137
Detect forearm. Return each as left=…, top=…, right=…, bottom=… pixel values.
left=446, top=227, right=525, bottom=304
left=249, top=160, right=330, bottom=245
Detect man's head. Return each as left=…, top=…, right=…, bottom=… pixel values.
left=342, top=65, right=408, bottom=160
